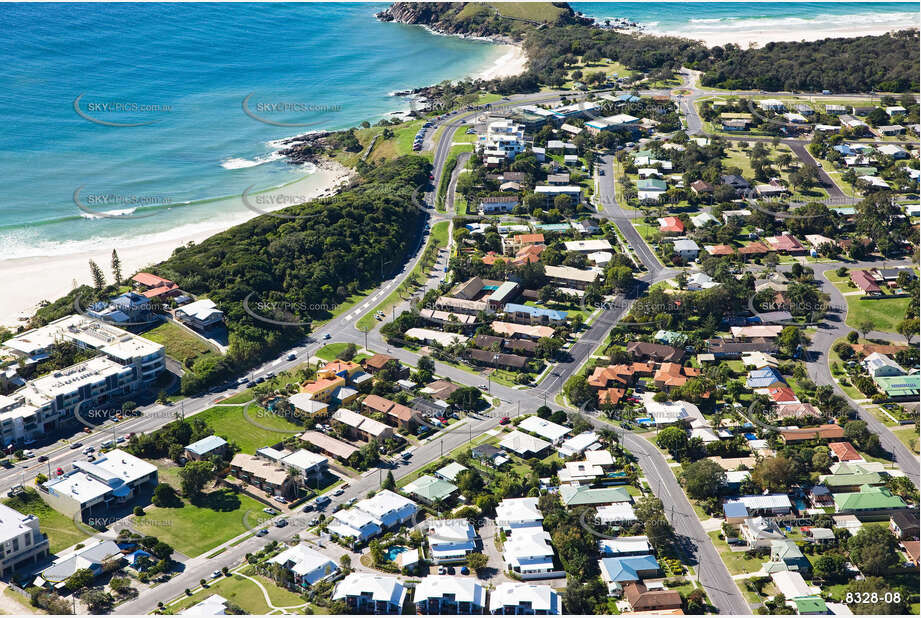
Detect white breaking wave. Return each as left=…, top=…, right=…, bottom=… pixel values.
left=220, top=151, right=285, bottom=170
left=79, top=207, right=138, bottom=220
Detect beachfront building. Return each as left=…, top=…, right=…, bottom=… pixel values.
left=488, top=582, right=561, bottom=615
left=414, top=576, right=486, bottom=614
left=426, top=519, right=478, bottom=564
left=41, top=449, right=158, bottom=521
left=332, top=573, right=406, bottom=614
left=483, top=119, right=526, bottom=163
left=268, top=545, right=339, bottom=588
left=0, top=503, right=50, bottom=578
left=174, top=298, right=224, bottom=330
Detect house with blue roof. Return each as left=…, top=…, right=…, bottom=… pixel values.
left=746, top=366, right=786, bottom=389
left=184, top=435, right=229, bottom=461
left=833, top=144, right=855, bottom=156
left=503, top=303, right=567, bottom=326
left=599, top=555, right=660, bottom=595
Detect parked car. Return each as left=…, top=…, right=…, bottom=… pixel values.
left=212, top=570, right=222, bottom=579
left=275, top=518, right=288, bottom=528
left=38, top=455, right=48, bottom=462
left=322, top=333, right=331, bottom=340
left=256, top=529, right=269, bottom=537
left=273, top=495, right=288, bottom=504
left=70, top=442, right=83, bottom=450
left=499, top=417, right=510, bottom=425
left=302, top=503, right=314, bottom=512
left=22, top=450, right=34, bottom=458
left=287, top=353, right=297, bottom=361
left=333, top=488, right=345, bottom=496
left=263, top=507, right=278, bottom=515
left=437, top=566, right=447, bottom=575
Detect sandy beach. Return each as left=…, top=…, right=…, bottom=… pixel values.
left=477, top=44, right=528, bottom=80
left=660, top=24, right=918, bottom=49
left=0, top=161, right=354, bottom=328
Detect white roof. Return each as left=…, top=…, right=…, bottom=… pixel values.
left=176, top=298, right=222, bottom=321
left=731, top=494, right=793, bottom=510
left=269, top=545, right=338, bottom=583
left=0, top=503, right=39, bottom=544
left=2, top=314, right=162, bottom=361
left=557, top=431, right=599, bottom=457
left=414, top=576, right=484, bottom=606
left=519, top=415, right=570, bottom=442
left=45, top=448, right=156, bottom=505
left=332, top=408, right=391, bottom=438
left=280, top=449, right=328, bottom=471
left=534, top=184, right=582, bottom=194
left=673, top=239, right=700, bottom=252
left=730, top=325, right=785, bottom=338
left=333, top=573, right=406, bottom=606
left=503, top=529, right=555, bottom=564
left=404, top=328, right=468, bottom=346
left=563, top=239, right=612, bottom=252
left=587, top=251, right=613, bottom=265
left=691, top=427, right=720, bottom=443
left=288, top=393, right=328, bottom=413
left=599, top=536, right=651, bottom=556
left=496, top=497, right=543, bottom=526
left=181, top=594, right=229, bottom=615
left=641, top=393, right=703, bottom=425
left=543, top=265, right=599, bottom=284
left=500, top=430, right=552, bottom=456
left=691, top=212, right=719, bottom=227
left=771, top=571, right=814, bottom=599
left=596, top=503, right=637, bottom=523
left=355, top=489, right=417, bottom=520
left=489, top=582, right=559, bottom=613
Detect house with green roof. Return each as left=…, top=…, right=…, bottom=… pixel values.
left=792, top=596, right=828, bottom=615
left=559, top=485, right=631, bottom=507
left=769, top=540, right=811, bottom=573
left=403, top=475, right=457, bottom=505
left=834, top=485, right=908, bottom=520
left=875, top=374, right=920, bottom=400
left=820, top=467, right=886, bottom=492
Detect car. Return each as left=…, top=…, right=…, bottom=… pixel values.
left=263, top=507, right=278, bottom=515
left=333, top=488, right=345, bottom=496
left=255, top=376, right=265, bottom=384
left=116, top=436, right=126, bottom=444
left=273, top=495, right=287, bottom=504
left=460, top=566, right=470, bottom=575
left=256, top=529, right=269, bottom=537
left=286, top=353, right=296, bottom=361
left=599, top=169, right=605, bottom=175
left=102, top=440, right=115, bottom=448
left=238, top=377, right=249, bottom=385
left=375, top=315, right=382, bottom=321
left=212, top=570, right=223, bottom=579
left=322, top=333, right=331, bottom=340
left=446, top=566, right=455, bottom=574
left=38, top=455, right=48, bottom=462
left=87, top=455, right=96, bottom=462
left=437, top=566, right=447, bottom=575
left=22, top=450, right=34, bottom=458
left=55, top=467, right=64, bottom=476
left=817, top=162, right=823, bottom=168
left=70, top=442, right=83, bottom=450
left=499, top=417, right=510, bottom=425
left=346, top=498, right=357, bottom=507
left=275, top=518, right=288, bottom=528
left=265, top=372, right=275, bottom=379
left=302, top=503, right=314, bottom=512
left=310, top=516, right=321, bottom=526
left=428, top=173, right=434, bottom=180
left=315, top=495, right=331, bottom=508
left=401, top=451, right=412, bottom=460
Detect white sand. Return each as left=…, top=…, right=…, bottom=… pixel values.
left=661, top=24, right=918, bottom=49
left=477, top=44, right=528, bottom=80
left=0, top=161, right=354, bottom=328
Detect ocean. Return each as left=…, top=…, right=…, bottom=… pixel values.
left=0, top=2, right=504, bottom=259
left=0, top=2, right=914, bottom=260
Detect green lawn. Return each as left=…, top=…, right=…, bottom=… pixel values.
left=142, top=321, right=219, bottom=365
left=707, top=530, right=764, bottom=575
left=3, top=489, right=88, bottom=554
left=194, top=404, right=304, bottom=454
left=168, top=573, right=304, bottom=614
left=487, top=2, right=568, bottom=22
left=892, top=427, right=920, bottom=454
left=845, top=294, right=912, bottom=333
left=315, top=342, right=357, bottom=361
left=139, top=489, right=272, bottom=557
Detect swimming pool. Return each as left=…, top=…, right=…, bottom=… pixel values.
left=386, top=546, right=407, bottom=561
left=744, top=433, right=757, bottom=440
left=636, top=417, right=653, bottom=426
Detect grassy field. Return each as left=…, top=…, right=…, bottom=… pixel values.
left=707, top=530, right=764, bottom=575
left=722, top=143, right=829, bottom=200
left=195, top=404, right=304, bottom=454
left=892, top=426, right=920, bottom=454
left=487, top=2, right=568, bottom=22
left=315, top=342, right=357, bottom=361
left=564, top=58, right=636, bottom=87
left=355, top=220, right=450, bottom=331
left=3, top=489, right=88, bottom=554
left=845, top=295, right=912, bottom=333
left=139, top=489, right=272, bottom=557
left=142, top=321, right=219, bottom=365
left=168, top=573, right=304, bottom=614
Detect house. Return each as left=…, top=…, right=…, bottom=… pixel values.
left=471, top=444, right=509, bottom=468
left=902, top=540, right=921, bottom=567
left=626, top=341, right=685, bottom=363
left=834, top=485, right=908, bottom=519
left=764, top=233, right=805, bottom=255
left=174, top=298, right=224, bottom=330
left=884, top=106, right=907, bottom=117
left=184, top=435, right=228, bottom=461
left=534, top=185, right=582, bottom=205
left=890, top=511, right=920, bottom=540
left=480, top=196, right=519, bottom=215
left=362, top=354, right=408, bottom=378
left=488, top=582, right=561, bottom=615
left=557, top=431, right=600, bottom=458
left=820, top=462, right=886, bottom=492
left=328, top=490, right=418, bottom=541
left=331, top=408, right=393, bottom=442
left=543, top=265, right=599, bottom=290
left=658, top=216, right=684, bottom=234
left=486, top=281, right=520, bottom=309
left=756, top=183, right=789, bottom=198
left=774, top=402, right=819, bottom=420
left=414, top=576, right=485, bottom=614
left=500, top=430, right=551, bottom=458
left=690, top=212, right=718, bottom=228
left=806, top=527, right=836, bottom=545
left=878, top=143, right=909, bottom=159
left=332, top=573, right=406, bottom=614
left=496, top=497, right=543, bottom=532
left=361, top=394, right=421, bottom=431
left=436, top=462, right=468, bottom=482
left=720, top=175, right=751, bottom=195
left=503, top=304, right=567, bottom=326
left=653, top=362, right=700, bottom=390
left=740, top=516, right=786, bottom=549
left=403, top=475, right=457, bottom=505
left=622, top=582, right=683, bottom=612
left=563, top=239, right=612, bottom=253
left=828, top=441, right=863, bottom=462
left=875, top=374, right=921, bottom=400
left=503, top=529, right=564, bottom=580
left=746, top=366, right=786, bottom=389
left=759, top=99, right=785, bottom=111
left=638, top=178, right=667, bottom=201
left=0, top=503, right=49, bottom=578
left=708, top=339, right=777, bottom=359
left=519, top=416, right=570, bottom=444
left=690, top=180, right=714, bottom=195
left=766, top=385, right=798, bottom=405
left=770, top=571, right=815, bottom=602
left=299, top=430, right=359, bottom=462
left=41, top=449, right=158, bottom=521
left=230, top=453, right=288, bottom=495
left=780, top=424, right=845, bottom=443
left=825, top=104, right=846, bottom=115
left=559, top=485, right=631, bottom=507
left=37, top=540, right=122, bottom=590
left=737, top=241, right=770, bottom=257
left=327, top=508, right=383, bottom=542
left=599, top=555, right=660, bottom=594
left=861, top=352, right=905, bottom=378
left=595, top=503, right=638, bottom=524
left=426, top=519, right=477, bottom=564
left=269, top=545, right=338, bottom=588
left=483, top=119, right=526, bottom=160
left=770, top=539, right=811, bottom=572
left=672, top=239, right=700, bottom=261
left=259, top=448, right=328, bottom=482
left=723, top=495, right=793, bottom=522
left=180, top=595, right=231, bottom=615
left=705, top=244, right=735, bottom=257
left=598, top=536, right=652, bottom=557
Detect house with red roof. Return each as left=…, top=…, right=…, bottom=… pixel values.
left=764, top=233, right=806, bottom=255
left=132, top=272, right=181, bottom=300
left=657, top=217, right=684, bottom=234
left=737, top=241, right=770, bottom=257
left=766, top=385, right=799, bottom=405
left=829, top=441, right=863, bottom=462
left=706, top=245, right=735, bottom=256
left=850, top=270, right=882, bottom=295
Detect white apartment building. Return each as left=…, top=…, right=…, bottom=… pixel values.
left=41, top=449, right=158, bottom=521
left=0, top=503, right=49, bottom=578
left=483, top=119, right=526, bottom=161
left=1, top=316, right=165, bottom=446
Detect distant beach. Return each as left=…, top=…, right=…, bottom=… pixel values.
left=477, top=44, right=529, bottom=80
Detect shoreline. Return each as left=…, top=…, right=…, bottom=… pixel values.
left=661, top=24, right=918, bottom=49
left=0, top=161, right=354, bottom=329
left=0, top=36, right=528, bottom=330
